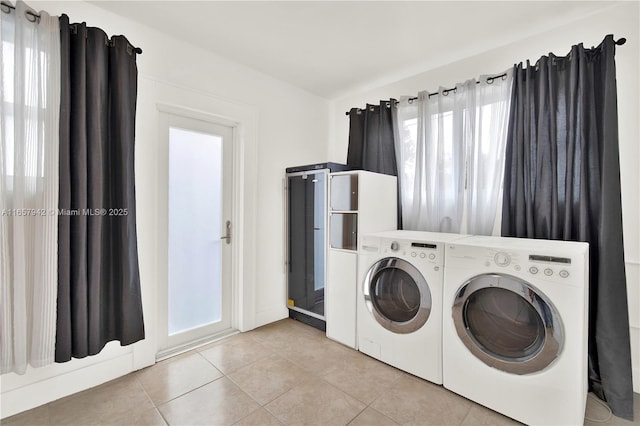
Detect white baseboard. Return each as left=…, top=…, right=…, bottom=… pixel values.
left=1, top=353, right=135, bottom=419
left=254, top=306, right=288, bottom=329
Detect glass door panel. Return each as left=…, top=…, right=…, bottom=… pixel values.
left=158, top=112, right=234, bottom=356
left=168, top=127, right=223, bottom=335
left=330, top=213, right=358, bottom=250
left=287, top=171, right=326, bottom=317
left=330, top=174, right=358, bottom=211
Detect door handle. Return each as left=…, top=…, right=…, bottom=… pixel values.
left=221, top=220, right=231, bottom=244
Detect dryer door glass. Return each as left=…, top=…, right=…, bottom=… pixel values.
left=452, top=273, right=564, bottom=375
left=372, top=268, right=420, bottom=322
left=465, top=287, right=544, bottom=359
left=364, top=257, right=431, bottom=334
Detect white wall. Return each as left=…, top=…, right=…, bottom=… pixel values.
left=329, top=2, right=640, bottom=393
left=1, top=0, right=328, bottom=418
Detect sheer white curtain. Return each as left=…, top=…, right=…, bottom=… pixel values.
left=465, top=73, right=513, bottom=235
left=1, top=1, right=60, bottom=374
left=395, top=72, right=512, bottom=235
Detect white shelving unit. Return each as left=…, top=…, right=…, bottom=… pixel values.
left=326, top=170, right=397, bottom=348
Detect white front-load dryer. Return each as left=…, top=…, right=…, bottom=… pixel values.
left=443, top=236, right=589, bottom=425
left=357, top=230, right=469, bottom=384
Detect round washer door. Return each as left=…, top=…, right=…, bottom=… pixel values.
left=452, top=273, right=564, bottom=375
left=364, top=257, right=431, bottom=334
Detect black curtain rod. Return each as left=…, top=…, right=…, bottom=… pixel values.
left=345, top=37, right=627, bottom=116
left=1, top=4, right=143, bottom=55
left=345, top=72, right=508, bottom=116
left=1, top=1, right=40, bottom=22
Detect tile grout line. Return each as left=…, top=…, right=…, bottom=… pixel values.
left=237, top=329, right=369, bottom=425
left=195, top=343, right=285, bottom=425
left=132, top=374, right=170, bottom=425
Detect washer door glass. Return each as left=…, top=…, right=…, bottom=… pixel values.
left=453, top=273, right=564, bottom=375
left=364, top=257, right=431, bottom=334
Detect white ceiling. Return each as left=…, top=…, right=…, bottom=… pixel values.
left=89, top=1, right=617, bottom=99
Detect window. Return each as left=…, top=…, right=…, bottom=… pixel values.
left=396, top=77, right=512, bottom=235
left=2, top=29, right=52, bottom=187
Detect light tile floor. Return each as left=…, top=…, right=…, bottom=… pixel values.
left=4, top=319, right=639, bottom=425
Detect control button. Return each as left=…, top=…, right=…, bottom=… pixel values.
left=428, top=253, right=436, bottom=260
left=494, top=252, right=511, bottom=267
left=544, top=268, right=553, bottom=276
left=419, top=253, right=426, bottom=259
left=411, top=252, right=417, bottom=258
left=559, top=270, right=570, bottom=278
left=529, top=266, right=539, bottom=274
left=390, top=241, right=399, bottom=251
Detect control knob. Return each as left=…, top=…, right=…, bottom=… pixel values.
left=494, top=252, right=511, bottom=267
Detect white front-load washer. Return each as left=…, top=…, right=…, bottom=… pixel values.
left=443, top=236, right=589, bottom=425
left=357, top=230, right=469, bottom=384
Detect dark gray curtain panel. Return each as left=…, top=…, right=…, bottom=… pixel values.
left=56, top=15, right=145, bottom=362
left=501, top=35, right=633, bottom=420
left=347, top=101, right=398, bottom=176
left=347, top=101, right=401, bottom=227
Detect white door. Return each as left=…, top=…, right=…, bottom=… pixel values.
left=158, top=112, right=234, bottom=356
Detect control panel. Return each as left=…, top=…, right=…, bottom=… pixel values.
left=380, top=239, right=441, bottom=266
left=486, top=250, right=571, bottom=279
left=447, top=243, right=576, bottom=281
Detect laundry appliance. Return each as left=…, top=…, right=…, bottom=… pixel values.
left=442, top=236, right=589, bottom=425
left=357, top=230, right=468, bottom=384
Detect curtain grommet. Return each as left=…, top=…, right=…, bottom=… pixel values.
left=25, top=11, right=39, bottom=23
